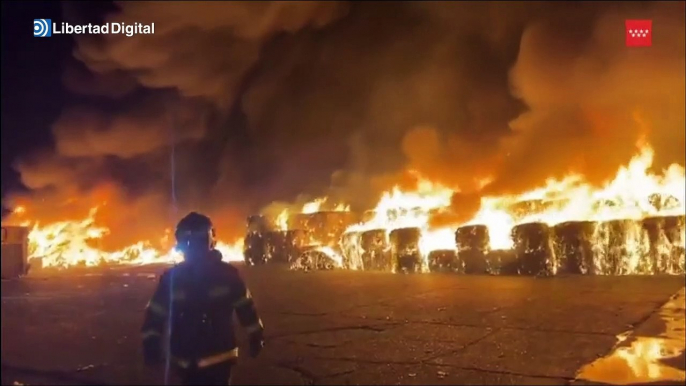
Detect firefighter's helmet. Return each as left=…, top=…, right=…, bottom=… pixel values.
left=175, top=212, right=217, bottom=255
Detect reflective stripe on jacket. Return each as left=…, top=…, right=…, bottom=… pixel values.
left=172, top=347, right=239, bottom=369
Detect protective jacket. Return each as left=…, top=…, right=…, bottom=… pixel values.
left=141, top=250, right=264, bottom=369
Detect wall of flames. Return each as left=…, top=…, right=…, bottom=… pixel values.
left=2, top=141, right=684, bottom=272
left=5, top=206, right=245, bottom=268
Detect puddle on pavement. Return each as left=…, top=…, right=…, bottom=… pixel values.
left=576, top=288, right=686, bottom=385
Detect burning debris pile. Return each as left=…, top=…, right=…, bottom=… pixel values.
left=243, top=198, right=355, bottom=269
left=4, top=206, right=244, bottom=270
left=245, top=143, right=685, bottom=276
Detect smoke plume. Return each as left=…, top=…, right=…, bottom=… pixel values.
left=4, top=1, right=684, bottom=247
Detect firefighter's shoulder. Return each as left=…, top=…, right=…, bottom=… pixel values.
left=157, top=263, right=186, bottom=281
left=217, top=260, right=242, bottom=278
left=210, top=263, right=245, bottom=289
left=159, top=267, right=173, bottom=279
left=208, top=249, right=238, bottom=273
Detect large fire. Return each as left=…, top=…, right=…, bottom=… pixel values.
left=468, top=143, right=685, bottom=250
left=2, top=141, right=684, bottom=273
left=4, top=206, right=244, bottom=269
left=339, top=141, right=685, bottom=273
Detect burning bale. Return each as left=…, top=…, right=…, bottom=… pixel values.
left=389, top=227, right=422, bottom=273
left=290, top=246, right=339, bottom=271
left=552, top=221, right=597, bottom=274
left=591, top=219, right=648, bottom=275
left=264, top=232, right=283, bottom=262
left=244, top=215, right=268, bottom=263
left=360, top=229, right=391, bottom=271
left=456, top=225, right=490, bottom=250
left=243, top=232, right=267, bottom=265
left=648, top=193, right=682, bottom=212
left=642, top=217, right=666, bottom=273
left=664, top=215, right=686, bottom=245
left=243, top=215, right=271, bottom=265
left=511, top=223, right=556, bottom=276
left=247, top=215, right=270, bottom=233
left=289, top=211, right=358, bottom=247
left=340, top=231, right=362, bottom=269
left=264, top=230, right=304, bottom=264
left=247, top=210, right=358, bottom=268
left=428, top=249, right=459, bottom=273
left=455, top=225, right=490, bottom=274
left=485, top=249, right=518, bottom=275
left=671, top=215, right=686, bottom=273
left=641, top=215, right=685, bottom=274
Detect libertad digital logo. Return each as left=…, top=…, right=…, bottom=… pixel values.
left=34, top=19, right=52, bottom=37
left=33, top=20, right=155, bottom=38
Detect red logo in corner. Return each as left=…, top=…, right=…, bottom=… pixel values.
left=626, top=20, right=652, bottom=47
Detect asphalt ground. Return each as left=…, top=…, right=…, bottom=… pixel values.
left=1, top=264, right=684, bottom=385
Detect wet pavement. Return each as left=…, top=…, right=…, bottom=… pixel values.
left=1, top=264, right=684, bottom=385
left=575, top=287, right=686, bottom=385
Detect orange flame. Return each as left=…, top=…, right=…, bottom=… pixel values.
left=4, top=206, right=243, bottom=269
left=343, top=141, right=685, bottom=274
left=301, top=197, right=350, bottom=214
left=3, top=141, right=683, bottom=273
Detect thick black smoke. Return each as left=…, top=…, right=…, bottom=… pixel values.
left=4, top=1, right=684, bottom=245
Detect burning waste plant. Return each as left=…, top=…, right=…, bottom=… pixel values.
left=2, top=141, right=684, bottom=275
left=2, top=1, right=683, bottom=277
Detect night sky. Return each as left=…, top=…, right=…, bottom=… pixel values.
left=2, top=1, right=68, bottom=204
left=2, top=1, right=119, bottom=213
left=1, top=1, right=684, bottom=244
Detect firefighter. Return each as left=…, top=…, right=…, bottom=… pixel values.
left=141, top=212, right=265, bottom=385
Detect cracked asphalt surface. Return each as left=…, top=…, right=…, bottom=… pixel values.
left=1, top=264, right=684, bottom=385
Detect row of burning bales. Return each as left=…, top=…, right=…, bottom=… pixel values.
left=243, top=211, right=686, bottom=276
